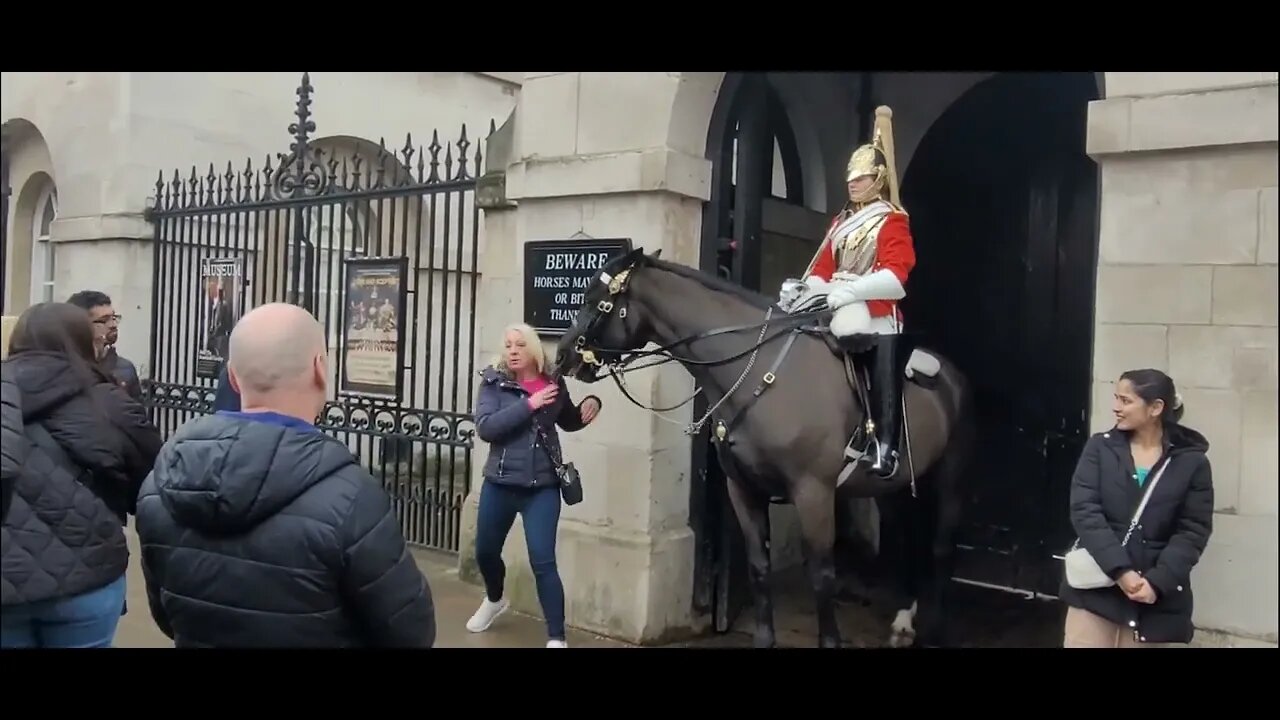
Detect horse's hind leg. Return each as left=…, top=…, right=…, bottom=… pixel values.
left=917, top=421, right=974, bottom=648
left=792, top=479, right=841, bottom=648
left=724, top=473, right=776, bottom=648
left=877, top=490, right=921, bottom=648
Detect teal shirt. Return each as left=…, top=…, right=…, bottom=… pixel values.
left=1136, top=466, right=1150, bottom=487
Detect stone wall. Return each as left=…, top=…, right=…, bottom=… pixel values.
left=456, top=73, right=720, bottom=644
left=1088, top=72, right=1278, bottom=644
left=2, top=72, right=518, bottom=378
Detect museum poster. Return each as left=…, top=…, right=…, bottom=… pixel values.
left=340, top=256, right=408, bottom=400
left=195, top=256, right=245, bottom=380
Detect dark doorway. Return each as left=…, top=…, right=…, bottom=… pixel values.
left=690, top=71, right=1102, bottom=644
left=899, top=71, right=1102, bottom=597
left=692, top=72, right=808, bottom=633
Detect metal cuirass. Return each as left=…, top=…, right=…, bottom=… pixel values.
left=826, top=200, right=893, bottom=278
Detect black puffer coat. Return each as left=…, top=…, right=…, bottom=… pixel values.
left=0, top=364, right=24, bottom=523
left=135, top=412, right=436, bottom=648
left=0, top=351, right=162, bottom=606
left=1059, top=425, right=1214, bottom=644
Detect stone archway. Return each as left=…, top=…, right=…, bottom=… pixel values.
left=2, top=118, right=57, bottom=313
left=661, top=70, right=1109, bottom=642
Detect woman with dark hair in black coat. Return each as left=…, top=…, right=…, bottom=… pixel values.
left=0, top=302, right=162, bottom=648
left=0, top=363, right=24, bottom=524
left=1060, top=368, right=1214, bottom=647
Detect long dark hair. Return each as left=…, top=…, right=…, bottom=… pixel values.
left=1119, top=368, right=1184, bottom=427
left=7, top=302, right=114, bottom=386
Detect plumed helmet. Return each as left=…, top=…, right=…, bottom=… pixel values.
left=845, top=106, right=901, bottom=210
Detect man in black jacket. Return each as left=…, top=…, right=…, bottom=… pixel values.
left=67, top=291, right=142, bottom=401
left=134, top=302, right=436, bottom=647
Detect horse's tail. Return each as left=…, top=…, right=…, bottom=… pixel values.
left=931, top=354, right=976, bottom=495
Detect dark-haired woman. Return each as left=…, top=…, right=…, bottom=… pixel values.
left=0, top=302, right=162, bottom=648
left=1060, top=368, right=1214, bottom=647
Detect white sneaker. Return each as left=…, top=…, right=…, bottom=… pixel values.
left=546, top=639, right=568, bottom=648
left=466, top=596, right=509, bottom=633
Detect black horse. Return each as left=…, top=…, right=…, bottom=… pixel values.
left=553, top=249, right=975, bottom=648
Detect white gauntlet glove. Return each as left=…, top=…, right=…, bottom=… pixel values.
left=825, top=282, right=860, bottom=309
left=826, top=269, right=906, bottom=309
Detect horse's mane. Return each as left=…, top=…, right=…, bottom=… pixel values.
left=643, top=257, right=778, bottom=311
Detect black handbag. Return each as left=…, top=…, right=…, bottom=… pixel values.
left=533, top=419, right=583, bottom=506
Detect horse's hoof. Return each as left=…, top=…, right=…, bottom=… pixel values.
left=818, top=637, right=842, bottom=649
left=888, top=602, right=918, bottom=647
left=753, top=633, right=777, bottom=649
left=888, top=628, right=916, bottom=648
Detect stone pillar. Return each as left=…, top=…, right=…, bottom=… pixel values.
left=455, top=72, right=719, bottom=644
left=1088, top=72, right=1278, bottom=646
left=50, top=214, right=155, bottom=378
left=457, top=113, right=519, bottom=587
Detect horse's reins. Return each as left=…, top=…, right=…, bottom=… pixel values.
left=568, top=258, right=917, bottom=491
left=569, top=261, right=824, bottom=437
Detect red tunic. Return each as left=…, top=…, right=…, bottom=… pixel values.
left=808, top=211, right=916, bottom=321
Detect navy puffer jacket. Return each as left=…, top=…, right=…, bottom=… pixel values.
left=475, top=367, right=600, bottom=488
left=135, top=412, right=436, bottom=647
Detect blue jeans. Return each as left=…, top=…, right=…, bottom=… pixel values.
left=474, top=482, right=565, bottom=640
left=0, top=574, right=127, bottom=648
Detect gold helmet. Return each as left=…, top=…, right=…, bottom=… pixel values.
left=845, top=106, right=902, bottom=210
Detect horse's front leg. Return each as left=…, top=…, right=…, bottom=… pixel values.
left=724, top=472, right=775, bottom=648
left=793, top=479, right=841, bottom=648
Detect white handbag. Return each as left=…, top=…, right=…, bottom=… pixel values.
left=1064, top=459, right=1170, bottom=590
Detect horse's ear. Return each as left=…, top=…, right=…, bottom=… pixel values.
left=651, top=249, right=662, bottom=259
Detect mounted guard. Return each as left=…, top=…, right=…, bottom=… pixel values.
left=780, top=106, right=915, bottom=479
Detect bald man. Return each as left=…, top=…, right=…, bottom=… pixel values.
left=134, top=303, right=436, bottom=648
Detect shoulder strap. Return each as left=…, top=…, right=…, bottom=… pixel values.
left=532, top=419, right=565, bottom=470
left=1120, top=457, right=1172, bottom=547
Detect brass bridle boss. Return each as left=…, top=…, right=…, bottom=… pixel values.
left=571, top=265, right=635, bottom=370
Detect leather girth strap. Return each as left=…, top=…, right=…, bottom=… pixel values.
left=714, top=328, right=803, bottom=445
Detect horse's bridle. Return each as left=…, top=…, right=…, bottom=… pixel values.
left=566, top=264, right=638, bottom=372
left=566, top=259, right=823, bottom=438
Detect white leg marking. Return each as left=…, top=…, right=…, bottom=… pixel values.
left=888, top=600, right=918, bottom=648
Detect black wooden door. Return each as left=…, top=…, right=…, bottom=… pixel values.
left=898, top=72, right=1100, bottom=595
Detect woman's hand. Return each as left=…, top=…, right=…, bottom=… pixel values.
left=528, top=385, right=559, bottom=410
left=1118, top=570, right=1144, bottom=595
left=1126, top=578, right=1158, bottom=604
left=580, top=397, right=601, bottom=425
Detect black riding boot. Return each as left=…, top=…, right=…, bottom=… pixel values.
left=864, top=334, right=908, bottom=478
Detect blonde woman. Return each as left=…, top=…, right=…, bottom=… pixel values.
left=466, top=323, right=601, bottom=647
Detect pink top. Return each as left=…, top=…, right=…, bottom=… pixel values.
left=521, top=375, right=552, bottom=409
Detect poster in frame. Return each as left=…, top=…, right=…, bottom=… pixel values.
left=340, top=256, right=409, bottom=401
left=195, top=256, right=245, bottom=380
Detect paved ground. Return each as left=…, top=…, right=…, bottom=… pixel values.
left=114, top=523, right=632, bottom=649
left=116, top=523, right=1062, bottom=649
left=714, top=565, right=1065, bottom=648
